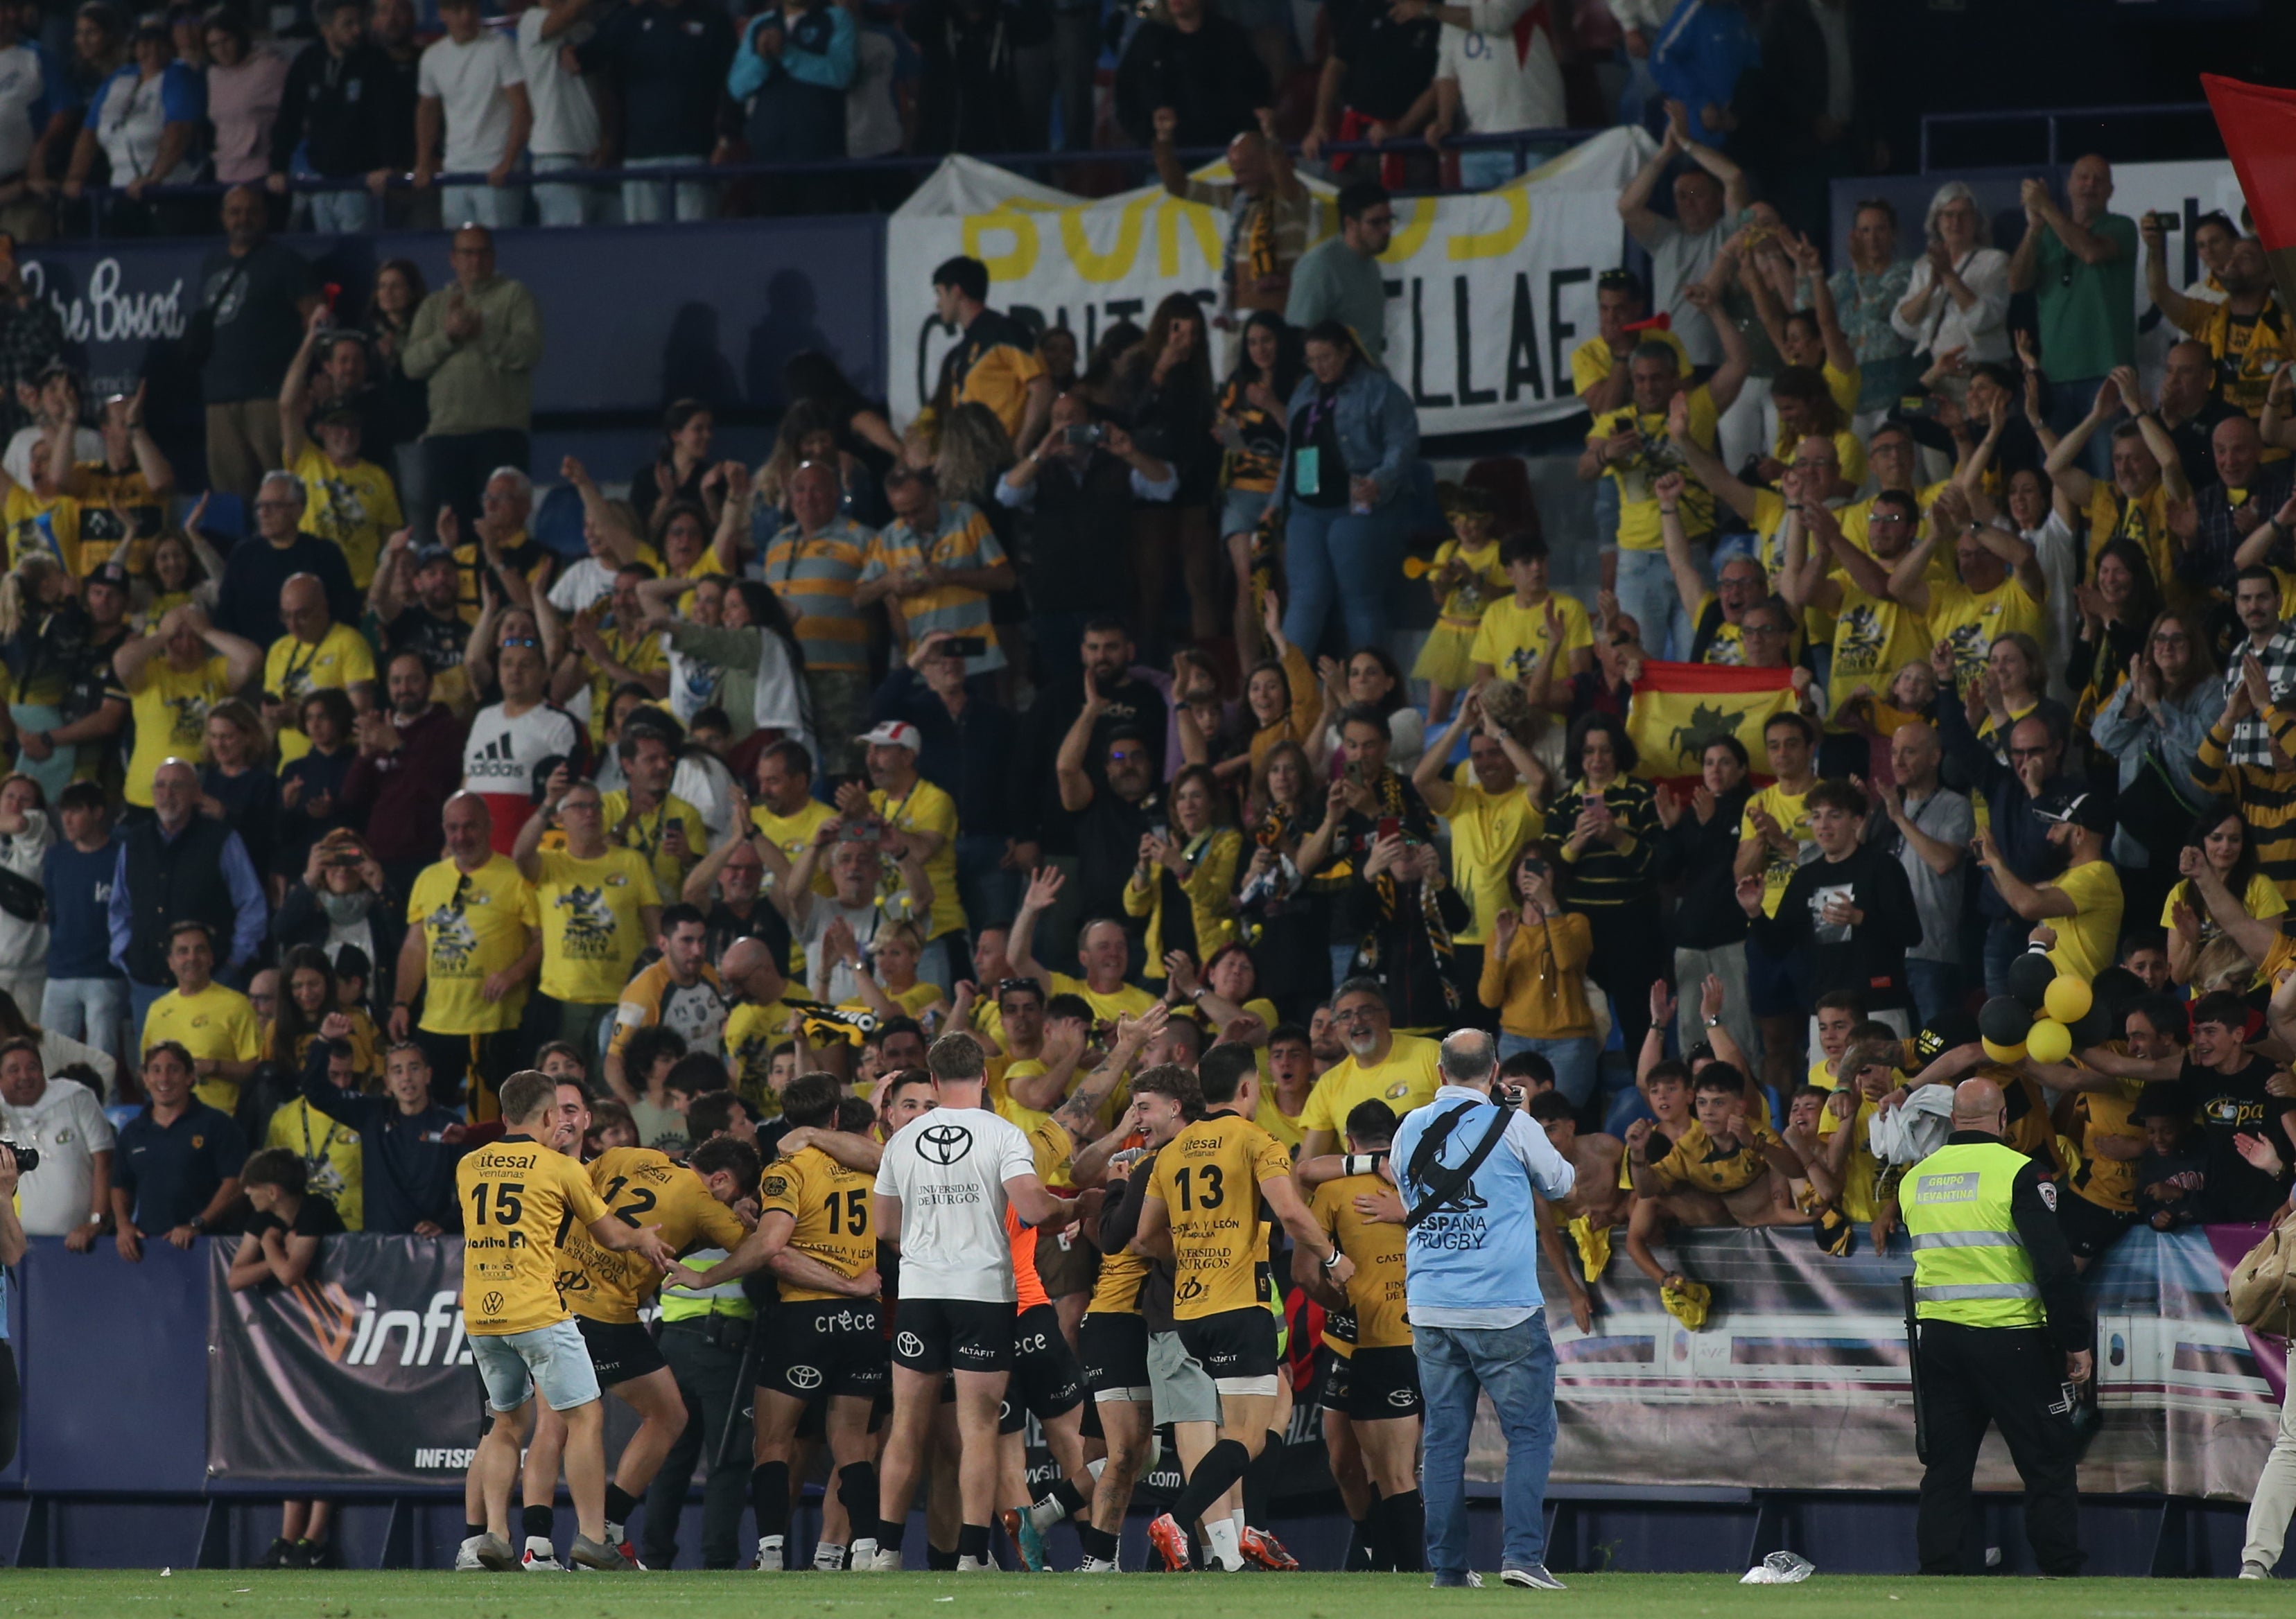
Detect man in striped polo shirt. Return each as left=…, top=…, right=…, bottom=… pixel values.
left=763, top=462, right=877, bottom=776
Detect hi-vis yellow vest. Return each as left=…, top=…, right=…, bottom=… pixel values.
left=1903, top=1139, right=2044, bottom=1329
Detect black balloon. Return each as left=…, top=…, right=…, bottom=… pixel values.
left=1980, top=995, right=2035, bottom=1047
left=2067, top=1001, right=2114, bottom=1049
left=2007, top=951, right=2058, bottom=1011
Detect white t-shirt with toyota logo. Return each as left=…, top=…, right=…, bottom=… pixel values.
left=873, top=1105, right=1034, bottom=1304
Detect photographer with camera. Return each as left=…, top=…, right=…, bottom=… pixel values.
left=0, top=1037, right=109, bottom=1246
left=997, top=390, right=1178, bottom=664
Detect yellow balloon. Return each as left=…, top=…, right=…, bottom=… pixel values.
left=2025, top=1018, right=2073, bottom=1065
left=1981, top=1037, right=2028, bottom=1065
left=2044, top=976, right=2093, bottom=1024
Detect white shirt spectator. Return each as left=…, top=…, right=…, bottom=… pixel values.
left=845, top=24, right=900, bottom=160
left=546, top=554, right=619, bottom=615
left=1432, top=0, right=1564, bottom=141
left=1649, top=216, right=1729, bottom=367
left=85, top=61, right=204, bottom=185
left=873, top=1105, right=1034, bottom=1302
left=417, top=28, right=525, bottom=173
left=0, top=806, right=50, bottom=996
left=514, top=6, right=598, bottom=159
left=1888, top=247, right=2012, bottom=363
left=1, top=1072, right=114, bottom=1236
left=0, top=41, right=62, bottom=179
left=461, top=699, right=582, bottom=829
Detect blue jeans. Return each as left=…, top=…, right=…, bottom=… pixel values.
left=1330, top=944, right=1359, bottom=993
left=1282, top=501, right=1407, bottom=658
left=1592, top=475, right=1619, bottom=553
left=1418, top=1314, right=1560, bottom=1579
left=307, top=186, right=377, bottom=234
left=1906, top=958, right=1961, bottom=1027
left=441, top=181, right=523, bottom=231
left=622, top=155, right=713, bottom=224
left=1982, top=915, right=2028, bottom=998
left=42, top=976, right=128, bottom=1083
left=1457, top=148, right=1520, bottom=191
left=1499, top=1032, right=1599, bottom=1108
left=1613, top=545, right=1693, bottom=663
left=530, top=152, right=598, bottom=227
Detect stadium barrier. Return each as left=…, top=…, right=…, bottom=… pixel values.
left=0, top=1221, right=2279, bottom=1571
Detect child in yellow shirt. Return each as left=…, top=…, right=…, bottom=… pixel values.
left=1409, top=486, right=1507, bottom=724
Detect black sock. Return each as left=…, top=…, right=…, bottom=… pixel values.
left=1380, top=1489, right=1425, bottom=1573
left=521, top=1505, right=555, bottom=1542
left=957, top=1523, right=991, bottom=1563
left=1242, top=1429, right=1285, bottom=1528
left=926, top=1543, right=959, bottom=1570
left=604, top=1485, right=636, bottom=1527
left=1364, top=1485, right=1386, bottom=1570
left=1076, top=1523, right=1119, bottom=1561
left=880, top=1519, right=905, bottom=1554
left=1168, top=1437, right=1252, bottom=1539
left=464, top=1521, right=487, bottom=1543
left=1046, top=1478, right=1090, bottom=1519
left=749, top=1461, right=792, bottom=1538
left=837, top=1462, right=879, bottom=1545
left=1345, top=1516, right=1373, bottom=1572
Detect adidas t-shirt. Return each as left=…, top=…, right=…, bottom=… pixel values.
left=873, top=1105, right=1034, bottom=1303
left=463, top=701, right=582, bottom=854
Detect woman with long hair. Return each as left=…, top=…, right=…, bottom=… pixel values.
left=640, top=575, right=814, bottom=759
left=1314, top=642, right=1424, bottom=776
left=629, top=399, right=717, bottom=532
left=1218, top=310, right=1303, bottom=658
left=0, top=557, right=93, bottom=801
left=1540, top=710, right=1664, bottom=1056
left=2163, top=805, right=2281, bottom=986
left=1235, top=593, right=1324, bottom=787
left=200, top=699, right=280, bottom=879
left=139, top=519, right=223, bottom=625
left=1117, top=292, right=1219, bottom=648
left=2090, top=603, right=2216, bottom=928
left=364, top=258, right=430, bottom=511
left=932, top=401, right=1015, bottom=511
left=2070, top=537, right=2163, bottom=734
left=0, top=773, right=50, bottom=1016
left=1481, top=846, right=1599, bottom=1105
left=650, top=498, right=713, bottom=580
left=1237, top=738, right=1332, bottom=1018
left=1963, top=630, right=2071, bottom=751
left=1126, top=762, right=1242, bottom=979
left=265, top=945, right=343, bottom=1073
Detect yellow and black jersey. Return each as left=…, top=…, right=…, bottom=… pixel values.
left=1310, top=1171, right=1410, bottom=1349
left=760, top=1145, right=878, bottom=1304
left=1149, top=1109, right=1293, bottom=1320
left=1650, top=1121, right=1782, bottom=1197
left=1088, top=1241, right=1151, bottom=1317
left=2067, top=1079, right=2146, bottom=1214
left=932, top=308, right=1045, bottom=444
left=457, top=1135, right=607, bottom=1336
left=561, top=1146, right=747, bottom=1325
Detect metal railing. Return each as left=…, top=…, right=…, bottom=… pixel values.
left=1918, top=101, right=2219, bottom=174
left=44, top=125, right=1607, bottom=240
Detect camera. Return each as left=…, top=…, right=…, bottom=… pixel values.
left=1063, top=423, right=1106, bottom=448
left=3, top=1139, right=40, bottom=1175
left=1495, top=1085, right=1524, bottom=1112
left=2143, top=211, right=2181, bottom=234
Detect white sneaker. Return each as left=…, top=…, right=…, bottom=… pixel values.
left=756, top=1536, right=785, bottom=1572
left=849, top=1537, right=879, bottom=1570
left=2239, top=1561, right=2273, bottom=1579
left=858, top=1548, right=900, bottom=1572
left=456, top=1532, right=514, bottom=1573
left=815, top=1542, right=849, bottom=1571
left=955, top=1555, right=992, bottom=1571
left=521, top=1543, right=566, bottom=1574
left=1079, top=1555, right=1119, bottom=1573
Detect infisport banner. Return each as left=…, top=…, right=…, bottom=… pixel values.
left=206, top=1225, right=2278, bottom=1498
left=1625, top=660, right=1798, bottom=784
left=207, top=1235, right=484, bottom=1485
left=886, top=128, right=1657, bottom=437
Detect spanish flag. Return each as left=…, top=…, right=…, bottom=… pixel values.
left=1626, top=660, right=1798, bottom=785
left=2203, top=75, right=2296, bottom=316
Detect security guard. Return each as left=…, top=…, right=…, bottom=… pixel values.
left=1904, top=1078, right=2094, bottom=1575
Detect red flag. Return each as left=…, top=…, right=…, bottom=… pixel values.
left=2202, top=74, right=2296, bottom=313
left=1624, top=659, right=1797, bottom=789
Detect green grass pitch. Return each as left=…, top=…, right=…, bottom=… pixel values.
left=0, top=1570, right=2281, bottom=1617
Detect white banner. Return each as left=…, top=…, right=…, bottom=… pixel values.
left=886, top=127, right=1658, bottom=437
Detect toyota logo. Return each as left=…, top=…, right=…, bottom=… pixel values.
left=919, top=1123, right=974, bottom=1165
left=896, top=1331, right=925, bottom=1359
left=788, top=1365, right=824, bottom=1390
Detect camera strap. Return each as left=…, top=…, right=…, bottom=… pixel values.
left=1403, top=1100, right=1515, bottom=1230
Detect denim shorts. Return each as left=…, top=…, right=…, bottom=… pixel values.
left=470, top=1318, right=603, bottom=1414
left=1220, top=487, right=1272, bottom=538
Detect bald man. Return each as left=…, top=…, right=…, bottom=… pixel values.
left=1901, top=1076, right=2093, bottom=1576
left=395, top=791, right=540, bottom=1113
left=1868, top=723, right=1974, bottom=1026
left=109, top=758, right=270, bottom=1031
left=264, top=572, right=378, bottom=764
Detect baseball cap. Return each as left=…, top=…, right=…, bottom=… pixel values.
left=2036, top=791, right=2114, bottom=836
left=85, top=561, right=130, bottom=591
left=857, top=721, right=921, bottom=752
left=410, top=543, right=453, bottom=570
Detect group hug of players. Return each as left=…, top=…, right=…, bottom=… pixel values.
left=448, top=1010, right=1425, bottom=1575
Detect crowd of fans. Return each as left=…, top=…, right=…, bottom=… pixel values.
left=0, top=0, right=1916, bottom=231
left=0, top=20, right=2277, bottom=1564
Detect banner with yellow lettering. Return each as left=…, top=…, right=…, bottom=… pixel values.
left=1626, top=660, right=1799, bottom=785
left=885, top=128, right=1655, bottom=436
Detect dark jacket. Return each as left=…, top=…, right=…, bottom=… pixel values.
left=338, top=704, right=470, bottom=864
left=1113, top=13, right=1270, bottom=149
left=1745, top=840, right=1922, bottom=1010
left=1658, top=782, right=1753, bottom=949
left=214, top=534, right=360, bottom=647
left=117, top=815, right=238, bottom=986
left=871, top=667, right=1020, bottom=839
left=270, top=40, right=400, bottom=177
left=1934, top=694, right=2076, bottom=923
left=298, top=1043, right=466, bottom=1234
left=271, top=882, right=405, bottom=1010
left=907, top=0, right=1047, bottom=155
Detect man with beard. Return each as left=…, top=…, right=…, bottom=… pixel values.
left=372, top=536, right=476, bottom=713
left=344, top=652, right=471, bottom=898
left=392, top=792, right=538, bottom=1106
